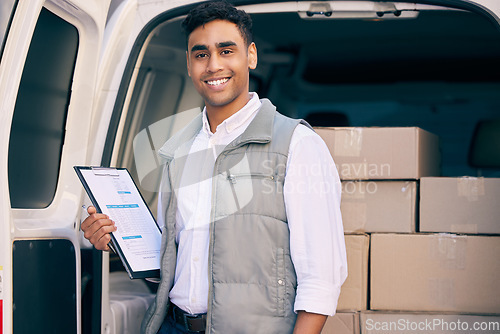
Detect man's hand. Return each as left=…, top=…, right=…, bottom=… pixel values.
left=293, top=311, right=327, bottom=334
left=81, top=206, right=117, bottom=251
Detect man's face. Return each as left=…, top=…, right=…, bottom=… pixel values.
left=186, top=19, right=257, bottom=112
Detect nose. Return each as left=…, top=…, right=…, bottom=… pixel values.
left=207, top=54, right=223, bottom=73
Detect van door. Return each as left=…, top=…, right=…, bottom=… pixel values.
left=0, top=1, right=109, bottom=333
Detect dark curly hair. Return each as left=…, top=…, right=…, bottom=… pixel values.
left=181, top=1, right=253, bottom=48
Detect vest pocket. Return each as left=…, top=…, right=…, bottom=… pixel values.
left=225, top=172, right=280, bottom=213
left=226, top=172, right=276, bottom=183
left=276, top=247, right=286, bottom=317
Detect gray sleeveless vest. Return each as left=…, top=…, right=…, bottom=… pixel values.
left=142, top=99, right=310, bottom=334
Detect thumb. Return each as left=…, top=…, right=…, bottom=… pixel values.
left=87, top=206, right=96, bottom=215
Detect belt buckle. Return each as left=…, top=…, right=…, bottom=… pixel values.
left=184, top=313, right=195, bottom=330
left=183, top=312, right=204, bottom=332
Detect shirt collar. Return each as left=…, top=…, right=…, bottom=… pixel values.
left=202, top=92, right=262, bottom=136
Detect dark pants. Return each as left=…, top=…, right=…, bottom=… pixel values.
left=157, top=308, right=206, bottom=334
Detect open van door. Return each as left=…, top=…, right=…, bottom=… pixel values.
left=0, top=1, right=109, bottom=333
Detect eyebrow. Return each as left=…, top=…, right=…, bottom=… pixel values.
left=190, top=41, right=237, bottom=52
left=216, top=41, right=237, bottom=48
left=191, top=44, right=208, bottom=52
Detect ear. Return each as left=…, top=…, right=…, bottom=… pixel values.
left=186, top=51, right=191, bottom=77
left=248, top=42, right=257, bottom=70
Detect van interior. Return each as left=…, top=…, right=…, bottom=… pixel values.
left=99, top=3, right=500, bottom=330
left=115, top=2, right=500, bottom=218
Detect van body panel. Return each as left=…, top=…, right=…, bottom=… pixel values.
left=0, top=0, right=109, bottom=333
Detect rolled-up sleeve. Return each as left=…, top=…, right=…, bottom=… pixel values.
left=284, top=124, right=348, bottom=316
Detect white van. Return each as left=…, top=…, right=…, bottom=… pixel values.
left=1, top=1, right=499, bottom=333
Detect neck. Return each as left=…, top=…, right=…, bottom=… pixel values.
left=205, top=93, right=252, bottom=133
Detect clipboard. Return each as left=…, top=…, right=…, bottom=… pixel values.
left=74, top=166, right=161, bottom=279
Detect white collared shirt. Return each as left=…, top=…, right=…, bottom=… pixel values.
left=163, top=93, right=347, bottom=316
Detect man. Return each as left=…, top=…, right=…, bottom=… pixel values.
left=81, top=1, right=347, bottom=333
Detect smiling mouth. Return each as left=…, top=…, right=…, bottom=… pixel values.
left=205, top=77, right=230, bottom=86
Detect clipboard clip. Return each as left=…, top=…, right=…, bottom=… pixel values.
left=92, top=167, right=119, bottom=177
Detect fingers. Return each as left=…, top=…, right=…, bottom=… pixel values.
left=87, top=205, right=96, bottom=215
left=87, top=222, right=117, bottom=251
left=81, top=208, right=111, bottom=232
left=94, top=231, right=114, bottom=252
left=81, top=206, right=117, bottom=251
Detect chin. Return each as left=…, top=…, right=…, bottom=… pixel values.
left=204, top=94, right=238, bottom=108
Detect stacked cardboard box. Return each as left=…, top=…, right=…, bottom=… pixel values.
left=316, top=127, right=439, bottom=233
left=337, top=235, right=369, bottom=311
left=420, top=177, right=500, bottom=234
left=317, top=127, right=500, bottom=334
left=315, top=127, right=440, bottom=181
left=370, top=233, right=500, bottom=313
left=322, top=312, right=360, bottom=334
left=340, top=181, right=416, bottom=233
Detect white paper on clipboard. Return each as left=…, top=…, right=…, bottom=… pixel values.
left=75, top=166, right=161, bottom=279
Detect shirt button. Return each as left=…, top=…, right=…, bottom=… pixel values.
left=278, top=279, right=284, bottom=286
left=193, top=256, right=199, bottom=262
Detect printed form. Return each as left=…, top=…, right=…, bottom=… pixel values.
left=79, top=168, right=161, bottom=274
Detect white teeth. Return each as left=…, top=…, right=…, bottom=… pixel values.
left=207, top=78, right=229, bottom=86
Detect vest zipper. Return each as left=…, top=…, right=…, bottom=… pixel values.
left=227, top=173, right=275, bottom=183
left=206, top=151, right=227, bottom=332
left=207, top=140, right=271, bottom=332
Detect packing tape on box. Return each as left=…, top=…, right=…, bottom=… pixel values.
left=430, top=234, right=467, bottom=270
left=334, top=128, right=362, bottom=157
left=427, top=235, right=468, bottom=309
left=401, top=181, right=413, bottom=197
left=428, top=277, right=456, bottom=309
left=457, top=177, right=485, bottom=202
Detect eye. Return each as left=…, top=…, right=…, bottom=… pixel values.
left=195, top=52, right=208, bottom=59
left=221, top=49, right=232, bottom=55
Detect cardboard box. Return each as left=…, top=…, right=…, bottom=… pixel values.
left=322, top=312, right=360, bottom=334
left=341, top=181, right=416, bottom=233
left=360, top=311, right=500, bottom=333
left=370, top=233, right=500, bottom=313
left=420, top=177, right=500, bottom=234
left=315, top=127, right=440, bottom=180
left=337, top=235, right=369, bottom=311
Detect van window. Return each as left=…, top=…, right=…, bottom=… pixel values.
left=116, top=67, right=188, bottom=217
left=8, top=7, right=78, bottom=208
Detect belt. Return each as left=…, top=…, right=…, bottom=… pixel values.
left=169, top=304, right=207, bottom=332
